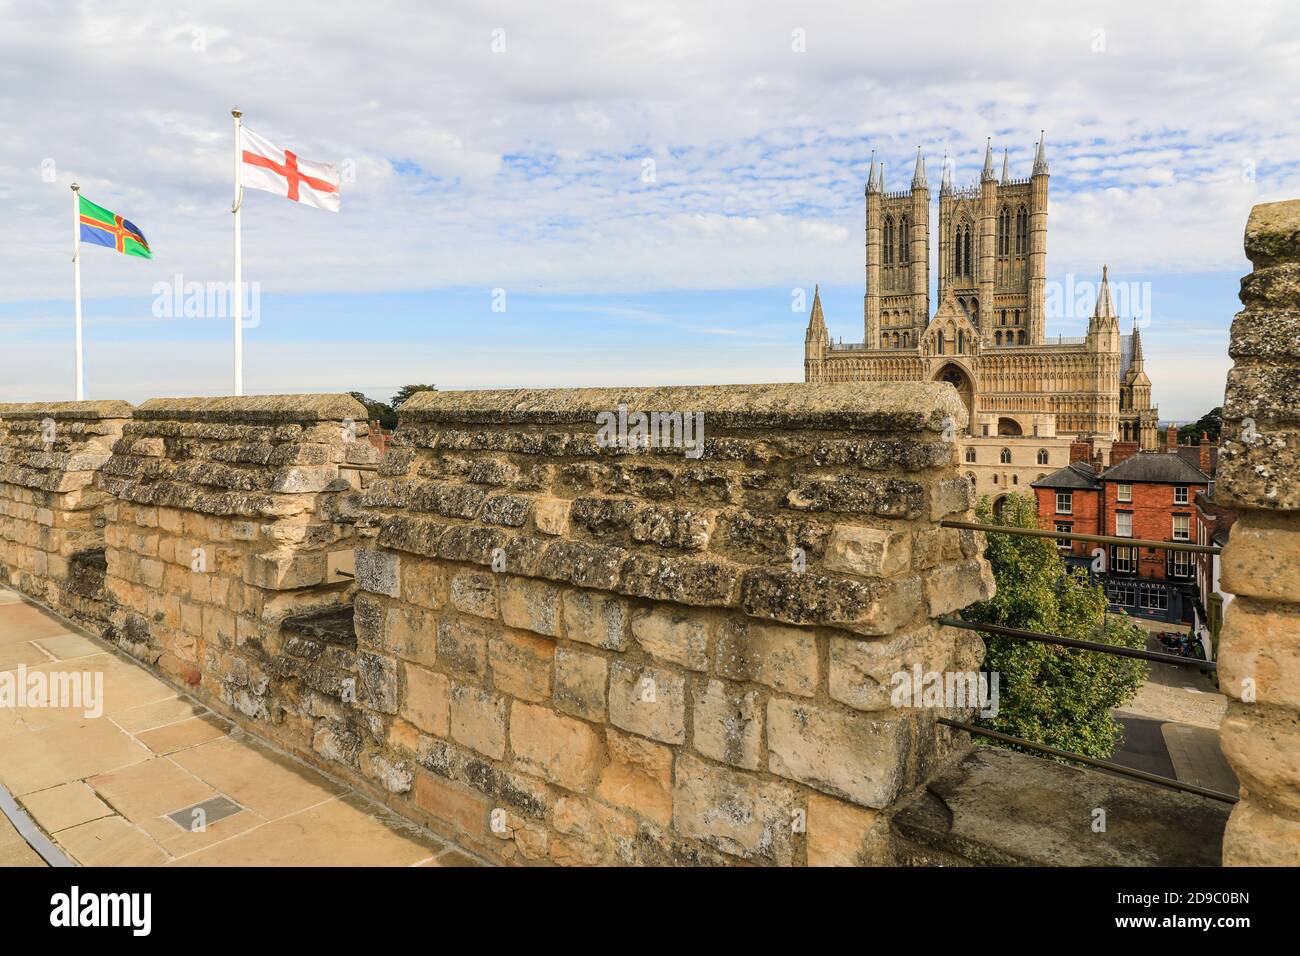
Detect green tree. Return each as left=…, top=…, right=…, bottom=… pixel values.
left=391, top=384, right=436, bottom=409
left=348, top=391, right=398, bottom=430
left=964, top=492, right=1146, bottom=759
left=1177, top=406, right=1222, bottom=445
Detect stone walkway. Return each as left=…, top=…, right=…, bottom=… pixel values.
left=0, top=587, right=485, bottom=867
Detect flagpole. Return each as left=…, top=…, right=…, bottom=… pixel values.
left=71, top=182, right=83, bottom=401
left=232, top=107, right=244, bottom=396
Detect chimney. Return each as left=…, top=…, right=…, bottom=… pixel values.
left=1200, top=432, right=1212, bottom=474
left=1069, top=439, right=1094, bottom=464
left=1166, top=423, right=1179, bottom=449
left=1111, top=441, right=1139, bottom=467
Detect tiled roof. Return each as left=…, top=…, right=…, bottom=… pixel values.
left=1103, top=451, right=1210, bottom=484
left=1031, top=460, right=1100, bottom=490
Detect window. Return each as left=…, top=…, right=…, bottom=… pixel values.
left=1117, top=482, right=1132, bottom=503
left=1012, top=475, right=1018, bottom=485
left=1000, top=448, right=1012, bottom=464
left=883, top=217, right=894, bottom=265
left=1015, top=205, right=1028, bottom=255
left=1106, top=582, right=1135, bottom=607
left=964, top=447, right=976, bottom=463
left=899, top=215, right=910, bottom=263
left=1055, top=522, right=1072, bottom=550
left=1112, top=545, right=1137, bottom=574
left=997, top=206, right=1010, bottom=258
left=1115, top=512, right=1132, bottom=537
left=1169, top=551, right=1193, bottom=579
left=1174, top=485, right=1189, bottom=504
left=1036, top=449, right=1048, bottom=465
left=1172, top=514, right=1190, bottom=541
left=1140, top=586, right=1169, bottom=612
left=993, top=474, right=999, bottom=485
left=1056, top=491, right=1072, bottom=515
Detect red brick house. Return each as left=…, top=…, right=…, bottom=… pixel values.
left=1032, top=451, right=1210, bottom=623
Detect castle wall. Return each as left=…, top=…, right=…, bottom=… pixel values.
left=1215, top=199, right=1300, bottom=865
left=0, top=400, right=133, bottom=629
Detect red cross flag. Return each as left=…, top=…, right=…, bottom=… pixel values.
left=239, top=126, right=341, bottom=212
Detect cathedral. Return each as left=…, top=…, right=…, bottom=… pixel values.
left=803, top=136, right=1159, bottom=448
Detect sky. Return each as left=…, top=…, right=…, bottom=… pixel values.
left=2, top=0, right=1297, bottom=421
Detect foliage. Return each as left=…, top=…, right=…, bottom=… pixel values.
left=1177, top=406, right=1222, bottom=445
left=964, top=493, right=1147, bottom=759
left=348, top=391, right=398, bottom=430
left=391, top=384, right=436, bottom=409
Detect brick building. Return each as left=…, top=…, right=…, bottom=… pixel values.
left=1033, top=451, right=1210, bottom=623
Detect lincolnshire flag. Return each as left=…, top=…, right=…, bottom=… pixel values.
left=240, top=126, right=340, bottom=212
left=78, top=196, right=152, bottom=258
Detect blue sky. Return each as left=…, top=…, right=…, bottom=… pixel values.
left=2, top=1, right=1296, bottom=420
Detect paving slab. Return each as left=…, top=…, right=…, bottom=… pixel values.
left=0, top=587, right=488, bottom=867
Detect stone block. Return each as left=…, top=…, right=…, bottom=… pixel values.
left=672, top=753, right=796, bottom=865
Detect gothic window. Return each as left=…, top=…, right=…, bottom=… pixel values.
left=902, top=330, right=910, bottom=347
left=1018, top=330, right=1026, bottom=344
left=936, top=332, right=945, bottom=355
left=953, top=221, right=973, bottom=277
left=1015, top=205, right=1028, bottom=256
left=899, top=215, right=910, bottom=264
left=1000, top=310, right=1007, bottom=325
left=994, top=331, right=1002, bottom=345
left=1037, top=449, right=1048, bottom=465
left=1000, top=448, right=1012, bottom=464
left=1013, top=309, right=1021, bottom=325
left=957, top=329, right=964, bottom=353
left=997, top=206, right=1010, bottom=258
left=883, top=217, right=894, bottom=265
left=965, top=447, right=976, bottom=463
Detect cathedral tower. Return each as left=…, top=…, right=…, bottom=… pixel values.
left=863, top=151, right=930, bottom=349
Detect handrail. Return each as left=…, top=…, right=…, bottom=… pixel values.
left=938, top=718, right=1239, bottom=804
left=939, top=519, right=1221, bottom=555
left=937, top=616, right=1216, bottom=670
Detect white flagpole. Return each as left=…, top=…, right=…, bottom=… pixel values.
left=71, top=182, right=84, bottom=400
left=232, top=107, right=244, bottom=396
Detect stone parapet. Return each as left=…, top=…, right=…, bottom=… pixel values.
left=339, top=382, right=994, bottom=864
left=1218, top=200, right=1300, bottom=865
left=0, top=400, right=134, bottom=626
left=95, top=393, right=374, bottom=718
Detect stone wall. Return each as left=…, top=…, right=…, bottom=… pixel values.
left=95, top=394, right=376, bottom=714
left=1216, top=199, right=1300, bottom=865
left=345, top=383, right=992, bottom=865
left=0, top=400, right=133, bottom=628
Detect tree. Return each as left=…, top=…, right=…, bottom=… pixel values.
left=1177, top=406, right=1222, bottom=445
left=348, top=391, right=398, bottom=430
left=963, top=492, right=1147, bottom=759
left=391, top=384, right=436, bottom=409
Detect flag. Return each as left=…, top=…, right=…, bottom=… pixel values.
left=240, top=126, right=340, bottom=212
left=78, top=196, right=152, bottom=258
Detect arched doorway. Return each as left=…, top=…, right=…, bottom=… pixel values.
left=932, top=362, right=975, bottom=434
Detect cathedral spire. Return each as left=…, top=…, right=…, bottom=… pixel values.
left=1130, top=315, right=1145, bottom=369
left=940, top=150, right=952, bottom=195
left=981, top=138, right=995, bottom=182
left=1093, top=264, right=1116, bottom=321
left=1001, top=148, right=1010, bottom=184
left=809, top=284, right=826, bottom=331
left=1033, top=131, right=1049, bottom=176
left=912, top=148, right=927, bottom=190
left=879, top=161, right=886, bottom=193
left=866, top=150, right=880, bottom=194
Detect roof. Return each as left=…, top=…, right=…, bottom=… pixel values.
left=1103, top=451, right=1210, bottom=484
left=1031, top=460, right=1100, bottom=490
left=1173, top=443, right=1218, bottom=476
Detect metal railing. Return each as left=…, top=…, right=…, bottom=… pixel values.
left=934, top=519, right=1237, bottom=805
